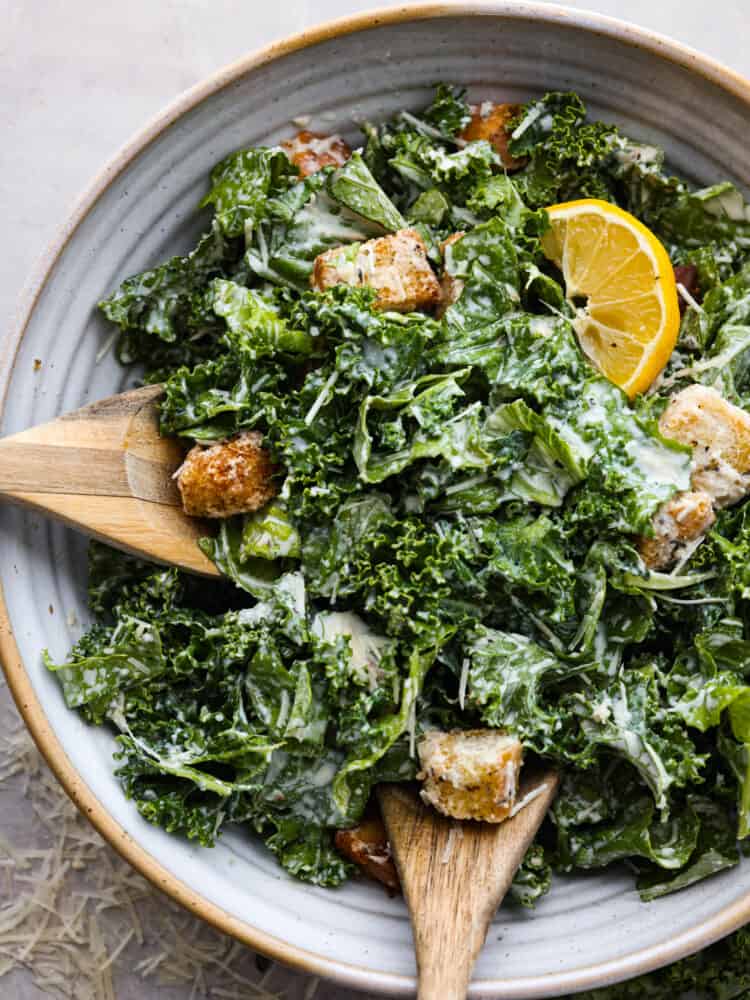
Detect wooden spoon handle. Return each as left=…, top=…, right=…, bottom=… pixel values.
left=0, top=385, right=173, bottom=500
left=378, top=771, right=559, bottom=1000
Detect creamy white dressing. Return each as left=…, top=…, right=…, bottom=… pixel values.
left=312, top=610, right=389, bottom=689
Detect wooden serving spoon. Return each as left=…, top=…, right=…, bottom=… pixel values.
left=0, top=384, right=218, bottom=576
left=0, top=386, right=560, bottom=996
left=378, top=769, right=559, bottom=1000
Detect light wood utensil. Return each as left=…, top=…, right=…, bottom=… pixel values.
left=378, top=768, right=559, bottom=1000
left=1, top=385, right=560, bottom=996
left=0, top=384, right=218, bottom=576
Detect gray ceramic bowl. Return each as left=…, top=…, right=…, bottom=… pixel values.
left=3, top=4, right=750, bottom=996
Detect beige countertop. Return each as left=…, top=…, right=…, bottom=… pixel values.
left=1, top=1, right=748, bottom=997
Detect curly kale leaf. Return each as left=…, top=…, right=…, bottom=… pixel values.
left=99, top=221, right=240, bottom=346
left=354, top=369, right=493, bottom=483
left=210, top=278, right=313, bottom=359
left=553, top=765, right=700, bottom=874
left=635, top=796, right=739, bottom=901
left=468, top=631, right=704, bottom=809
left=467, top=627, right=593, bottom=741
left=565, top=925, right=750, bottom=999
left=508, top=92, right=618, bottom=207
left=508, top=844, right=552, bottom=908
left=418, top=83, right=472, bottom=138
left=47, top=549, right=452, bottom=886
left=388, top=132, right=500, bottom=208
left=326, top=152, right=407, bottom=232
left=200, top=146, right=298, bottom=237
left=246, top=154, right=405, bottom=288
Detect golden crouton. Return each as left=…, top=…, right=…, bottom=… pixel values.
left=311, top=229, right=441, bottom=313
left=436, top=231, right=466, bottom=318
left=660, top=384, right=750, bottom=475
left=638, top=490, right=716, bottom=570
left=334, top=811, right=400, bottom=893
left=459, top=102, right=526, bottom=171
left=176, top=431, right=277, bottom=519
left=417, top=729, right=523, bottom=823
left=659, top=384, right=750, bottom=508
left=281, top=130, right=351, bottom=177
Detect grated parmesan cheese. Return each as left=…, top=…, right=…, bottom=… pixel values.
left=0, top=682, right=294, bottom=999
left=676, top=282, right=704, bottom=314
left=509, top=782, right=549, bottom=818
left=458, top=657, right=469, bottom=711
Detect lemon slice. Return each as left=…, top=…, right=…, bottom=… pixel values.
left=541, top=199, right=680, bottom=397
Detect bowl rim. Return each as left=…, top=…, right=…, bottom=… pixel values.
left=3, top=3, right=750, bottom=995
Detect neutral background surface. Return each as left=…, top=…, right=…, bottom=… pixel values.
left=1, top=1, right=749, bottom=998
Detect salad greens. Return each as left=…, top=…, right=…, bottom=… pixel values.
left=49, top=84, right=750, bottom=932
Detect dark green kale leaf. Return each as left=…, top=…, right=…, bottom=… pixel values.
left=468, top=631, right=704, bottom=810
left=326, top=152, right=407, bottom=232
left=507, top=844, right=552, bottom=908
left=439, top=218, right=521, bottom=332
left=354, top=369, right=493, bottom=483
left=388, top=132, right=500, bottom=209
left=211, top=278, right=313, bottom=359
left=159, top=353, right=281, bottom=440
left=199, top=520, right=284, bottom=596
left=99, top=221, right=240, bottom=346
left=47, top=549, right=452, bottom=886
left=508, top=92, right=618, bottom=208
left=467, top=627, right=593, bottom=743
left=565, top=925, right=750, bottom=999
left=200, top=146, right=298, bottom=237
left=246, top=154, right=405, bottom=288
left=636, top=797, right=739, bottom=901
left=553, top=764, right=700, bottom=874
left=418, top=83, right=472, bottom=138
left=668, top=264, right=750, bottom=407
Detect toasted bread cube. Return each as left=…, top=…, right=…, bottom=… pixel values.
left=659, top=385, right=750, bottom=507
left=459, top=102, right=526, bottom=171
left=660, top=384, right=750, bottom=474
left=311, top=229, right=441, bottom=313
left=281, top=130, right=351, bottom=177
left=177, top=431, right=277, bottom=519
left=436, top=231, right=466, bottom=318
left=638, top=489, right=716, bottom=569
left=417, top=729, right=523, bottom=823
left=334, top=812, right=400, bottom=893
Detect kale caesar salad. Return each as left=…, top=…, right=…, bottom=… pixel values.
left=48, top=88, right=750, bottom=903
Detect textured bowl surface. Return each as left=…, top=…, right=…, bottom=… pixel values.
left=3, top=4, right=750, bottom=996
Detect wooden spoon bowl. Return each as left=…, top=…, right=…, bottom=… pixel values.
left=0, top=384, right=218, bottom=576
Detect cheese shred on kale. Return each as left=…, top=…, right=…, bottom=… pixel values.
left=47, top=88, right=750, bottom=911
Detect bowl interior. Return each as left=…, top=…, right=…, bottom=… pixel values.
left=3, top=7, right=750, bottom=996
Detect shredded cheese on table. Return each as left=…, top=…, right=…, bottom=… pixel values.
left=0, top=682, right=307, bottom=999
